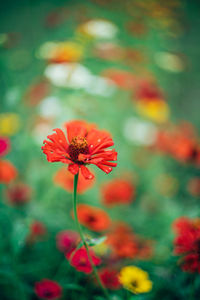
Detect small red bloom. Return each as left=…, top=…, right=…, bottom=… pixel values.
left=173, top=217, right=200, bottom=273
left=5, top=182, right=31, bottom=205
left=68, top=247, right=101, bottom=274
left=74, top=204, right=111, bottom=232
left=134, top=78, right=163, bottom=101
left=101, top=178, right=135, bottom=206
left=42, top=120, right=117, bottom=180
left=35, top=279, right=62, bottom=300
left=0, top=160, right=17, bottom=184
left=31, top=221, right=46, bottom=237
left=56, top=230, right=79, bottom=254
left=98, top=268, right=121, bottom=290
left=0, top=137, right=10, bottom=157
left=54, top=167, right=95, bottom=194
left=182, top=253, right=200, bottom=273
left=27, top=221, right=47, bottom=244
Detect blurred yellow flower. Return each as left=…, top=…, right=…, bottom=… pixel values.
left=0, top=113, right=20, bottom=136
left=38, top=41, right=83, bottom=63
left=136, top=99, right=170, bottom=123
left=119, top=266, right=152, bottom=294
left=51, top=42, right=83, bottom=63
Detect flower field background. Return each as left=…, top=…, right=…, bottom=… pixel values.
left=0, top=0, right=200, bottom=299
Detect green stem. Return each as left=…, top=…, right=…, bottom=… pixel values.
left=73, top=173, right=111, bottom=300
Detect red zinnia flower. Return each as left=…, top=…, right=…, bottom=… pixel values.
left=68, top=247, right=101, bottom=274
left=56, top=230, right=79, bottom=254
left=101, top=178, right=135, bottom=206
left=0, top=160, right=17, bottom=184
left=5, top=182, right=31, bottom=205
left=41, top=120, right=117, bottom=180
left=74, top=204, right=111, bottom=232
left=0, top=137, right=10, bottom=157
left=35, top=279, right=62, bottom=300
left=98, top=268, right=121, bottom=290
left=54, top=167, right=95, bottom=194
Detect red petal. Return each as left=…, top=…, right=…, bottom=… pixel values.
left=68, top=164, right=79, bottom=175
left=65, top=121, right=88, bottom=143
left=80, top=165, right=94, bottom=180
left=96, top=164, right=113, bottom=174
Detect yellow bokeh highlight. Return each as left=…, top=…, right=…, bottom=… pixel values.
left=51, top=42, right=83, bottom=63
left=136, top=99, right=170, bottom=123
left=0, top=113, right=21, bottom=136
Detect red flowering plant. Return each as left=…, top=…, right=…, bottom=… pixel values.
left=67, top=247, right=101, bottom=274
left=42, top=120, right=117, bottom=179
left=173, top=217, right=200, bottom=273
left=42, top=120, right=117, bottom=300
left=35, top=279, right=62, bottom=300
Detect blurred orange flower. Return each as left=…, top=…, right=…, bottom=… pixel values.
left=54, top=167, right=95, bottom=194
left=74, top=204, right=111, bottom=232
left=106, top=222, right=138, bottom=259
left=101, top=178, right=135, bottom=206
left=106, top=222, right=153, bottom=260
left=103, top=69, right=136, bottom=90
left=0, top=160, right=17, bottom=184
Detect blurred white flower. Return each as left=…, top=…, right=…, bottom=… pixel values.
left=38, top=96, right=62, bottom=118
left=80, top=19, right=118, bottom=39
left=123, top=117, right=158, bottom=146
left=44, top=63, right=116, bottom=96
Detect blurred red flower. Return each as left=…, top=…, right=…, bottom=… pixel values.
left=0, top=137, right=10, bottom=157
left=134, top=78, right=163, bottom=101
left=27, top=221, right=47, bottom=244
left=68, top=247, right=101, bottom=274
left=31, top=221, right=47, bottom=237
left=101, top=178, right=135, bottom=206
left=5, top=182, right=31, bottom=205
left=54, top=167, right=95, bottom=194
left=56, top=230, right=79, bottom=254
left=74, top=204, right=111, bottom=232
left=0, top=160, right=17, bottom=184
left=98, top=268, right=121, bottom=290
left=35, top=279, right=62, bottom=300
left=42, top=120, right=117, bottom=180
left=173, top=217, right=200, bottom=273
